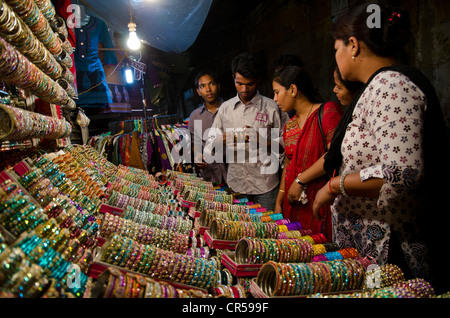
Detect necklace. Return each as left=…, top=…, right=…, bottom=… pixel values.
left=297, top=103, right=315, bottom=129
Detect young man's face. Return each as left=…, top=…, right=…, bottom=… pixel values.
left=196, top=74, right=220, bottom=104
left=233, top=72, right=258, bottom=104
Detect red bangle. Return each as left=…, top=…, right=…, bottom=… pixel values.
left=328, top=170, right=337, bottom=194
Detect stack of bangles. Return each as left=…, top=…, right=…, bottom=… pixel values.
left=186, top=246, right=210, bottom=258
left=100, top=213, right=190, bottom=254
left=51, top=153, right=106, bottom=200
left=0, top=247, right=51, bottom=298
left=107, top=180, right=157, bottom=200
left=209, top=219, right=279, bottom=241
left=0, top=38, right=75, bottom=108
left=309, top=278, right=435, bottom=299
left=278, top=221, right=302, bottom=233
left=134, top=202, right=171, bottom=217
left=64, top=145, right=117, bottom=184
left=0, top=180, right=47, bottom=236
left=21, top=157, right=101, bottom=213
left=257, top=259, right=368, bottom=296
left=363, top=263, right=406, bottom=290
left=123, top=206, right=192, bottom=235
left=277, top=228, right=313, bottom=239
left=17, top=164, right=101, bottom=244
left=213, top=284, right=246, bottom=298
left=182, top=186, right=233, bottom=204
left=109, top=174, right=159, bottom=190
left=113, top=166, right=157, bottom=187
left=44, top=201, right=99, bottom=246
left=260, top=212, right=283, bottom=222
left=13, top=219, right=93, bottom=297
left=0, top=1, right=64, bottom=81
left=0, top=104, right=72, bottom=141
left=233, top=197, right=249, bottom=204
left=107, top=190, right=153, bottom=211
left=108, top=193, right=172, bottom=216
left=195, top=198, right=249, bottom=214
left=172, top=175, right=213, bottom=191
left=179, top=185, right=207, bottom=199
left=90, top=267, right=212, bottom=298
left=235, top=237, right=314, bottom=264
left=199, top=209, right=262, bottom=227
left=6, top=0, right=63, bottom=56
left=99, top=234, right=218, bottom=289
left=312, top=246, right=360, bottom=262
left=217, top=268, right=234, bottom=286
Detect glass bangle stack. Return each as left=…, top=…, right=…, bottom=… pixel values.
left=90, top=266, right=212, bottom=298
left=0, top=103, right=72, bottom=141
left=100, top=213, right=190, bottom=254
left=256, top=259, right=368, bottom=297
left=0, top=0, right=76, bottom=109
left=0, top=179, right=95, bottom=297
left=1, top=144, right=448, bottom=298
left=96, top=234, right=219, bottom=290
left=209, top=219, right=279, bottom=241
left=308, top=264, right=436, bottom=298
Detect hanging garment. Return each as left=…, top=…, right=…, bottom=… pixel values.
left=154, top=130, right=172, bottom=172
left=128, top=131, right=146, bottom=170
left=74, top=16, right=117, bottom=106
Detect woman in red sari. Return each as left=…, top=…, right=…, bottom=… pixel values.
left=273, top=66, right=342, bottom=240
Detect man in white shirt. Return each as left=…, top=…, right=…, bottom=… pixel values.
left=204, top=52, right=288, bottom=211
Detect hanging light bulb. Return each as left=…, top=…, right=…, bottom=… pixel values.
left=127, top=22, right=141, bottom=50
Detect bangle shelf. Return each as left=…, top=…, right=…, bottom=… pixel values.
left=0, top=37, right=75, bottom=108
left=221, top=252, right=262, bottom=277
left=203, top=230, right=238, bottom=250
left=0, top=144, right=444, bottom=298
left=89, top=266, right=212, bottom=298
left=193, top=217, right=207, bottom=235
left=99, top=213, right=190, bottom=254
left=0, top=103, right=72, bottom=142
left=209, top=219, right=279, bottom=242
left=188, top=206, right=201, bottom=218
left=92, top=233, right=218, bottom=291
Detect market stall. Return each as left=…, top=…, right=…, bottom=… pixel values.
left=0, top=0, right=449, bottom=301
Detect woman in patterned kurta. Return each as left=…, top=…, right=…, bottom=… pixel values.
left=314, top=5, right=449, bottom=291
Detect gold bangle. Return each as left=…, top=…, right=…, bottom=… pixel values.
left=278, top=189, right=285, bottom=193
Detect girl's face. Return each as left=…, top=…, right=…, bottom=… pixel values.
left=333, top=70, right=353, bottom=106
left=273, top=81, right=295, bottom=112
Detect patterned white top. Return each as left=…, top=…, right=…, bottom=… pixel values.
left=332, top=70, right=429, bottom=277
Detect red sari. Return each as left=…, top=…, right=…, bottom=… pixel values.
left=282, top=101, right=342, bottom=241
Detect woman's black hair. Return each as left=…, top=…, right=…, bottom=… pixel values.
left=331, top=3, right=410, bottom=63
left=334, top=66, right=363, bottom=95
left=273, top=65, right=323, bottom=103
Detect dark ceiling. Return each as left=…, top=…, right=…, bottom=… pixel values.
left=187, top=0, right=275, bottom=67
left=195, top=0, right=265, bottom=39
